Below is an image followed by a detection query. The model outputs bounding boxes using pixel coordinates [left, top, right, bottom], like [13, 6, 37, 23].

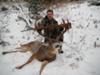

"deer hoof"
[16, 66, 23, 69]
[2, 52, 7, 55]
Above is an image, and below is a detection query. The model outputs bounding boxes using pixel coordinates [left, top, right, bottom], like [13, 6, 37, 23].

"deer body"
[2, 41, 61, 75]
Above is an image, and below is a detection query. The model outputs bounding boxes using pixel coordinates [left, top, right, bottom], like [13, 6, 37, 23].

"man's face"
[47, 12, 53, 20]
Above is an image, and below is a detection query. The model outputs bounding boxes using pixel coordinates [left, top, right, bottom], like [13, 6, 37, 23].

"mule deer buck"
[2, 40, 62, 75]
[2, 19, 71, 75]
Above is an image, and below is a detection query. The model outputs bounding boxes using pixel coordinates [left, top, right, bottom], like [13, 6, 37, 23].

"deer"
[2, 19, 71, 75]
[2, 40, 62, 75]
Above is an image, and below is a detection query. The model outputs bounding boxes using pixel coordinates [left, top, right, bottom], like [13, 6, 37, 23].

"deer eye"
[55, 45, 60, 48]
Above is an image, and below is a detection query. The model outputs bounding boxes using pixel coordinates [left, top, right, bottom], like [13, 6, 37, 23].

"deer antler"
[35, 19, 72, 42]
[56, 19, 72, 41]
[17, 16, 35, 32]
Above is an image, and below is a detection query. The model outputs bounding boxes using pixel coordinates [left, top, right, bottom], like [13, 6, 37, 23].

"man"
[36, 9, 64, 53]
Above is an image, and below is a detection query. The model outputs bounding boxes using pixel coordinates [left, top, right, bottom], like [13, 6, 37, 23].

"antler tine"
[67, 19, 72, 29]
[62, 19, 65, 24]
[67, 19, 69, 23]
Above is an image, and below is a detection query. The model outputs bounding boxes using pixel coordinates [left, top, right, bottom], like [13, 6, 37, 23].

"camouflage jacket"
[37, 16, 63, 42]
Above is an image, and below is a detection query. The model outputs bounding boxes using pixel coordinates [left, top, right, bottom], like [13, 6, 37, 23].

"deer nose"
[59, 50, 64, 54]
[58, 49, 64, 54]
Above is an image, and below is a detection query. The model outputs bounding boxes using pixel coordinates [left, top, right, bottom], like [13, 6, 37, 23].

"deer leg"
[2, 51, 21, 55]
[40, 60, 48, 75]
[2, 46, 29, 55]
[16, 53, 35, 69]
[2, 49, 28, 55]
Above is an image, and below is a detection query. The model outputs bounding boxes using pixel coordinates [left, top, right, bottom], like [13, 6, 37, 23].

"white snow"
[0, 1, 100, 75]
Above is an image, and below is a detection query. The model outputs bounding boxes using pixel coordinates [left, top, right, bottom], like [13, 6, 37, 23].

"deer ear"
[62, 19, 65, 24]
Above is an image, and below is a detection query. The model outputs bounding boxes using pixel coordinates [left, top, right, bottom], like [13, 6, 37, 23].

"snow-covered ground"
[0, 1, 100, 75]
